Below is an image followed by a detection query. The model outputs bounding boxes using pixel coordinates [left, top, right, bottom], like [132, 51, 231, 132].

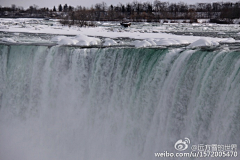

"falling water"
[0, 44, 239, 160]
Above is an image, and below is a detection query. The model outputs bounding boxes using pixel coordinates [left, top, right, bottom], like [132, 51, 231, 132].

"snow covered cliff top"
[0, 18, 240, 48]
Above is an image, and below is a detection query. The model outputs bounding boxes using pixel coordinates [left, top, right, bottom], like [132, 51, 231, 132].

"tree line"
[1, 1, 240, 25]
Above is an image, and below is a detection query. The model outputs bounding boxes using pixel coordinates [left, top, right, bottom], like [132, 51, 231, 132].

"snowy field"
[0, 18, 240, 48]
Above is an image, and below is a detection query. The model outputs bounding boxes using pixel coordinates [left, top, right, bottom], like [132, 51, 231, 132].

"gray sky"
[0, 0, 237, 9]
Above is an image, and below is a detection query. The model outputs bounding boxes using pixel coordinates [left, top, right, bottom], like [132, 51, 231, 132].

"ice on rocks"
[103, 38, 117, 46]
[187, 38, 219, 48]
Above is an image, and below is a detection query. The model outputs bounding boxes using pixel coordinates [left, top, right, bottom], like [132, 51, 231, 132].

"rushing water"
[0, 44, 239, 160]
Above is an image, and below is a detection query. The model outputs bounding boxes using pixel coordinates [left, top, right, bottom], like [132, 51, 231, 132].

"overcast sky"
[0, 0, 237, 9]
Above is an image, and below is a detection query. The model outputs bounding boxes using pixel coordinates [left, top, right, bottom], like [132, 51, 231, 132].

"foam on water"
[0, 45, 239, 160]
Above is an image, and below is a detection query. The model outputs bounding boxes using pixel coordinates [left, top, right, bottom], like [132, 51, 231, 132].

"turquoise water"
[0, 45, 239, 160]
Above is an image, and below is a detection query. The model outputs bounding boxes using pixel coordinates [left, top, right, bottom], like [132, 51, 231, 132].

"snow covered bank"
[50, 34, 101, 46]
[0, 18, 240, 48]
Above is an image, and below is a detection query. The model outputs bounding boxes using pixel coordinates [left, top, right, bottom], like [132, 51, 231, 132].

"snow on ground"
[0, 18, 240, 48]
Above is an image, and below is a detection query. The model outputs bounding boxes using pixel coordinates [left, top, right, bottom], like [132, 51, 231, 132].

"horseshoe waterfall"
[0, 44, 239, 160]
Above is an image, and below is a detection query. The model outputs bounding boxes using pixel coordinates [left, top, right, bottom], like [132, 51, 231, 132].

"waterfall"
[0, 44, 239, 160]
